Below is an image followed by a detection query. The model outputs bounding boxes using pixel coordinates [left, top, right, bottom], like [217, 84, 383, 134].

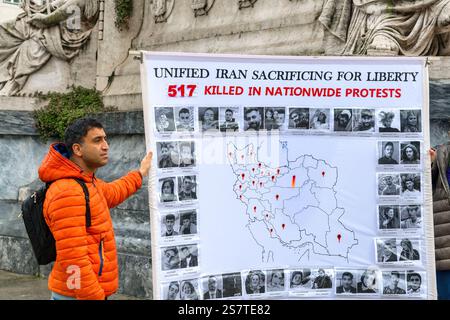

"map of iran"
[227, 141, 359, 264]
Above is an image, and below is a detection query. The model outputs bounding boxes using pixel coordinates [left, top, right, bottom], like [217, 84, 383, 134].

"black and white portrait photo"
[180, 279, 200, 300]
[377, 238, 398, 263]
[163, 281, 180, 300]
[159, 177, 178, 203]
[219, 107, 240, 132]
[289, 269, 312, 289]
[157, 141, 179, 169]
[353, 109, 375, 132]
[378, 205, 400, 230]
[178, 244, 199, 269]
[177, 175, 197, 201]
[266, 269, 285, 292]
[265, 107, 286, 130]
[400, 173, 421, 198]
[178, 141, 196, 168]
[378, 141, 399, 165]
[334, 109, 353, 132]
[378, 174, 401, 196]
[311, 268, 333, 289]
[244, 270, 266, 295]
[202, 275, 223, 300]
[161, 246, 180, 271]
[357, 269, 379, 294]
[244, 107, 264, 131]
[155, 107, 175, 133]
[335, 271, 357, 294]
[407, 271, 424, 295]
[222, 272, 243, 298]
[400, 205, 422, 229]
[382, 271, 406, 295]
[377, 109, 400, 133]
[309, 108, 330, 130]
[161, 212, 179, 237]
[400, 142, 421, 164]
[179, 210, 198, 235]
[401, 110, 422, 133]
[399, 239, 421, 261]
[199, 107, 219, 132]
[175, 107, 195, 132]
[289, 108, 310, 129]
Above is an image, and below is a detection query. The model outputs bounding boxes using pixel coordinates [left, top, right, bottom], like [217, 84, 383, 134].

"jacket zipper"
[98, 239, 104, 276]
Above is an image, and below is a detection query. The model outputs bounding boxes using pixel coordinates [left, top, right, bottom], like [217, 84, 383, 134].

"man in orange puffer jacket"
[38, 118, 153, 300]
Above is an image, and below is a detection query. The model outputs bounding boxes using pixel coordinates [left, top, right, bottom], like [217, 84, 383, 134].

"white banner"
[140, 52, 436, 300]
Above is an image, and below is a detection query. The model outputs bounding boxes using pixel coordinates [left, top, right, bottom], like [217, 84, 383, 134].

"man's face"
[168, 283, 179, 297]
[251, 275, 259, 287]
[180, 112, 190, 125]
[162, 181, 172, 195]
[182, 248, 189, 257]
[291, 112, 300, 124]
[225, 111, 233, 122]
[182, 218, 190, 227]
[384, 117, 393, 128]
[385, 176, 393, 186]
[390, 274, 399, 287]
[208, 277, 217, 291]
[406, 180, 414, 191]
[299, 112, 308, 124]
[361, 115, 373, 127]
[77, 127, 109, 169]
[183, 178, 193, 192]
[383, 243, 394, 256]
[338, 114, 349, 126]
[384, 145, 393, 158]
[408, 208, 418, 220]
[161, 147, 169, 158]
[246, 110, 261, 130]
[342, 275, 352, 288]
[276, 113, 285, 125]
[409, 275, 421, 290]
[165, 218, 174, 232]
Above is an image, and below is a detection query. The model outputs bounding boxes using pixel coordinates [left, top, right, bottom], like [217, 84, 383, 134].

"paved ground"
[0, 270, 140, 300]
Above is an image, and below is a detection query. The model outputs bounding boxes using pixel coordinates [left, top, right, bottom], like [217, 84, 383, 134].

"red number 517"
[168, 85, 197, 97]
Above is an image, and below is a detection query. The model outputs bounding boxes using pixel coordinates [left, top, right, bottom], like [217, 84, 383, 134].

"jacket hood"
[38, 143, 94, 183]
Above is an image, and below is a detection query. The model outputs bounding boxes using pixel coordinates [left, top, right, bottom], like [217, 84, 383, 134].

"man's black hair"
[64, 118, 104, 156]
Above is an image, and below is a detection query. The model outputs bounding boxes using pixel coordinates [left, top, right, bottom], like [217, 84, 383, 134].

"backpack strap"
[73, 178, 92, 228]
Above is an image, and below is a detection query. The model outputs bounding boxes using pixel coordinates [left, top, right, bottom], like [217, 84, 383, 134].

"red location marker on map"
[291, 175, 296, 188]
[252, 181, 256, 186]
[277, 168, 281, 175]
[322, 171, 326, 177]
[282, 224, 286, 230]
[266, 214, 269, 218]
[241, 173, 245, 180]
[239, 195, 243, 200]
[252, 168, 255, 173]
[260, 182, 263, 187]
[229, 152, 232, 157]
[337, 234, 342, 243]
[270, 228, 273, 234]
[272, 176, 275, 182]
[276, 194, 280, 201]
[258, 163, 262, 168]
[253, 206, 257, 213]
[239, 185, 242, 190]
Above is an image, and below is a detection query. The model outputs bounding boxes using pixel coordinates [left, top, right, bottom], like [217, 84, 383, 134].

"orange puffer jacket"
[38, 143, 143, 300]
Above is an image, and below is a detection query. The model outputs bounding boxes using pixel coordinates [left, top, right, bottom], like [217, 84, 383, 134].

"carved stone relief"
[238, 0, 257, 10]
[191, 0, 215, 17]
[151, 0, 175, 23]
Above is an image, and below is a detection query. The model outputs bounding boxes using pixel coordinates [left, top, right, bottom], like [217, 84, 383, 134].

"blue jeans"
[437, 271, 450, 300]
[50, 292, 77, 300]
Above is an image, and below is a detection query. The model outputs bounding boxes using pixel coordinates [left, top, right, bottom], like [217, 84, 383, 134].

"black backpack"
[21, 178, 91, 265]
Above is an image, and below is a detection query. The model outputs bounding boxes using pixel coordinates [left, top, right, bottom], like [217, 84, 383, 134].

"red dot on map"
[260, 182, 263, 187]
[239, 185, 242, 190]
[241, 173, 245, 180]
[241, 155, 244, 160]
[276, 195, 280, 200]
[272, 176, 275, 182]
[277, 169, 281, 175]
[258, 163, 262, 168]
[291, 175, 296, 188]
[270, 229, 273, 234]
[337, 234, 342, 242]
[252, 168, 255, 172]
[282, 224, 286, 230]
[253, 206, 257, 213]
[266, 214, 269, 218]
[239, 195, 243, 200]
[322, 171, 326, 177]
[229, 152, 232, 157]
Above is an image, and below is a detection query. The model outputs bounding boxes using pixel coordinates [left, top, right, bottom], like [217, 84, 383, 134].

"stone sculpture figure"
[319, 0, 450, 56]
[0, 0, 99, 96]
